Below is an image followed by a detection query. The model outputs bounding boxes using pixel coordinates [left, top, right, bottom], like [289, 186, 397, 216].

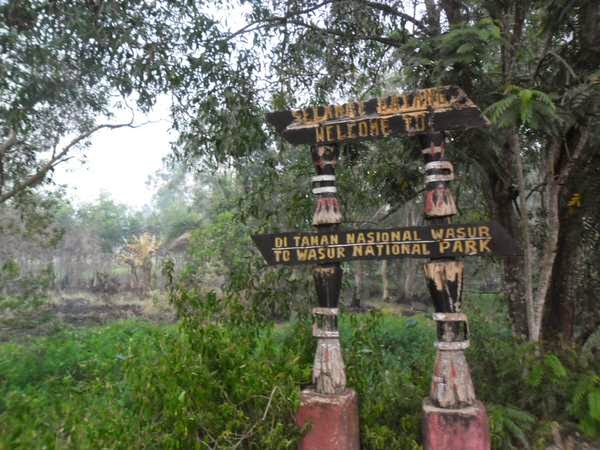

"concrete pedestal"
[297, 388, 360, 450]
[422, 399, 491, 450]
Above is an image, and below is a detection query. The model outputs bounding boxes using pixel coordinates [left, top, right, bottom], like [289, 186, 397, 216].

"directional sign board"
[266, 86, 489, 146]
[252, 222, 519, 266]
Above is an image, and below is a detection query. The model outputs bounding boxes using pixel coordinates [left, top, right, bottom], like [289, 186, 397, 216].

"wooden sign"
[266, 86, 489, 146]
[252, 222, 519, 266]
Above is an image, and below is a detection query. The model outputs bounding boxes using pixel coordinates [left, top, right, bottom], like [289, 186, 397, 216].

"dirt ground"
[0, 290, 176, 341]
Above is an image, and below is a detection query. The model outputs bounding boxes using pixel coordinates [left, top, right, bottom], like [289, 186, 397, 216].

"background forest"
[1, 0, 600, 449]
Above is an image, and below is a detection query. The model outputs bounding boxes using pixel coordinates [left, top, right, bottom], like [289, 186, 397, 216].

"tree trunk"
[508, 130, 536, 341]
[484, 135, 528, 338]
[543, 211, 582, 343]
[381, 260, 390, 302]
[351, 260, 362, 308]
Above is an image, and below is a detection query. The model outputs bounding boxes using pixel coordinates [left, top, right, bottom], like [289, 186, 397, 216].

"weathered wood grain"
[266, 86, 489, 145]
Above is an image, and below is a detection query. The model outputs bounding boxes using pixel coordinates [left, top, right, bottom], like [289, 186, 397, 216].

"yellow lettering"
[452, 240, 464, 253]
[357, 101, 365, 116]
[377, 97, 389, 114]
[297, 249, 309, 261]
[479, 239, 492, 253]
[369, 119, 379, 136]
[364, 245, 375, 256]
[465, 240, 478, 254]
[302, 108, 311, 123]
[421, 244, 430, 255]
[346, 233, 355, 244]
[345, 103, 356, 118]
[336, 124, 346, 141]
[479, 226, 491, 238]
[439, 241, 451, 253]
[347, 122, 356, 139]
[456, 227, 465, 238]
[316, 127, 326, 143]
[411, 243, 421, 255]
[318, 248, 326, 260]
[325, 125, 335, 142]
[431, 229, 444, 240]
[358, 121, 369, 137]
[380, 118, 390, 136]
[352, 246, 363, 257]
[336, 247, 346, 258]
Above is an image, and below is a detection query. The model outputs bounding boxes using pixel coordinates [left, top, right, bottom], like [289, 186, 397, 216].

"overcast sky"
[53, 96, 174, 209]
[52, 3, 255, 210]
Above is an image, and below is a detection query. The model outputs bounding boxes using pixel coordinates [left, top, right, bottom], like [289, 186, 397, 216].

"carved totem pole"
[310, 145, 346, 394]
[294, 144, 360, 450]
[420, 132, 491, 450]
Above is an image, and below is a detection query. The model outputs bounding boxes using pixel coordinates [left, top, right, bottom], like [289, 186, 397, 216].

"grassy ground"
[0, 290, 175, 342]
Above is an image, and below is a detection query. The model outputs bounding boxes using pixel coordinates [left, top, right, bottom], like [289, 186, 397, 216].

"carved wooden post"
[296, 144, 360, 450]
[310, 144, 346, 394]
[420, 132, 491, 450]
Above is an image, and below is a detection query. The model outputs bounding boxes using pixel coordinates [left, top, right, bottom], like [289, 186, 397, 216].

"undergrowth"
[0, 290, 598, 449]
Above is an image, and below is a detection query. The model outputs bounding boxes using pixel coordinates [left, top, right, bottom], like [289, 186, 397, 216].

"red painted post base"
[296, 388, 360, 450]
[422, 399, 491, 450]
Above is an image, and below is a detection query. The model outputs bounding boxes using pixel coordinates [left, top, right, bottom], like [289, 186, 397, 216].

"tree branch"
[557, 127, 590, 185]
[0, 121, 146, 204]
[362, 1, 425, 30]
[227, 1, 422, 42]
[0, 129, 17, 158]
[283, 19, 403, 47]
[227, 0, 338, 40]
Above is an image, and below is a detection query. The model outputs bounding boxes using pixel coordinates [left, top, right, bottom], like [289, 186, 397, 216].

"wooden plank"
[252, 222, 519, 266]
[265, 86, 489, 146]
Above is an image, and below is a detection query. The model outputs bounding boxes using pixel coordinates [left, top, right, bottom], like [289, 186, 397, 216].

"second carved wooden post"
[296, 144, 360, 450]
[420, 133, 491, 450]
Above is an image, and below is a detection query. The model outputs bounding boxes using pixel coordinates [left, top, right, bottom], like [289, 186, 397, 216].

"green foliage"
[488, 404, 536, 449]
[2, 298, 600, 448]
[569, 374, 600, 438]
[485, 85, 557, 130]
[343, 312, 433, 449]
[77, 192, 144, 253]
[0, 260, 55, 340]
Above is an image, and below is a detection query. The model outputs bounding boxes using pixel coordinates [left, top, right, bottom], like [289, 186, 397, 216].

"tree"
[118, 232, 160, 292]
[169, 0, 600, 343]
[0, 0, 230, 206]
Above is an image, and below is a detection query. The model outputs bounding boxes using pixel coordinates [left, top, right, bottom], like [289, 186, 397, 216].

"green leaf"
[588, 390, 600, 421]
[456, 43, 474, 54]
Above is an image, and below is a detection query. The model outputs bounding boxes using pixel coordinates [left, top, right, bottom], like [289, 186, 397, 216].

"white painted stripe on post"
[312, 186, 337, 194]
[425, 174, 454, 183]
[425, 161, 453, 171]
[311, 175, 336, 182]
